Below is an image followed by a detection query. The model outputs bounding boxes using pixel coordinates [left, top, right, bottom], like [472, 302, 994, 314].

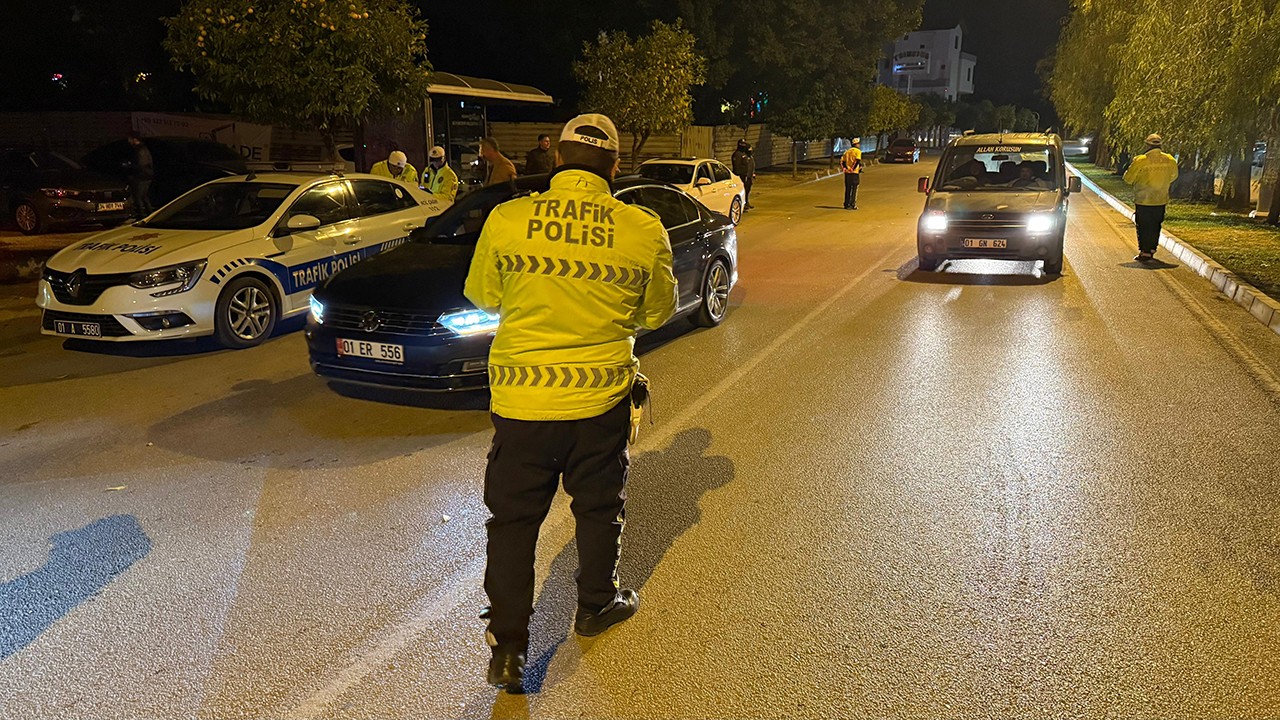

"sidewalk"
[0, 229, 90, 284]
[1069, 161, 1280, 337]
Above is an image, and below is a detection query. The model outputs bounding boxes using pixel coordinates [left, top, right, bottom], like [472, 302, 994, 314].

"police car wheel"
[14, 201, 44, 235]
[728, 197, 743, 225]
[215, 276, 279, 348]
[691, 260, 731, 327]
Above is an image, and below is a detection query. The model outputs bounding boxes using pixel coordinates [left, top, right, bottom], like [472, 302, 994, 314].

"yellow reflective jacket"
[464, 169, 678, 421]
[1123, 149, 1179, 205]
[369, 160, 419, 186]
[841, 147, 863, 174]
[422, 163, 459, 202]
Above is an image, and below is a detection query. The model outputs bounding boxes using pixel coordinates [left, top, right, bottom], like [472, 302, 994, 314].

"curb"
[1067, 160, 1280, 338]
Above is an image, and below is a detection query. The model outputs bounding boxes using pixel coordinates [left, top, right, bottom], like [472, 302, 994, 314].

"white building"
[878, 25, 976, 100]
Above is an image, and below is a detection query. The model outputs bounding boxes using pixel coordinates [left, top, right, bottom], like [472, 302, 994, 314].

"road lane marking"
[287, 242, 906, 717]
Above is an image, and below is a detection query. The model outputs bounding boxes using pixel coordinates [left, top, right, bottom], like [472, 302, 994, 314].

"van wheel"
[215, 275, 278, 348]
[1043, 237, 1065, 275]
[727, 197, 743, 225]
[691, 260, 731, 327]
[918, 255, 939, 272]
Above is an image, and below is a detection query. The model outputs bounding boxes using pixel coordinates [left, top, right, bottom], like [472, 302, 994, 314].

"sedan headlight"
[922, 212, 948, 232]
[309, 295, 325, 324]
[439, 308, 500, 336]
[130, 261, 205, 296]
[1026, 214, 1055, 233]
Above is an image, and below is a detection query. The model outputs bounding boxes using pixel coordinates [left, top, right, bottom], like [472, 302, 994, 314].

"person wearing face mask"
[370, 150, 418, 186]
[421, 145, 459, 202]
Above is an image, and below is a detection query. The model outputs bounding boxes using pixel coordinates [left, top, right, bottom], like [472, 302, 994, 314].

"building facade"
[878, 25, 976, 100]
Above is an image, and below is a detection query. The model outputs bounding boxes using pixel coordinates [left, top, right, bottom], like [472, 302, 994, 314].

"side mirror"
[695, 177, 712, 187]
[1067, 176, 1082, 194]
[285, 214, 322, 232]
[917, 177, 931, 194]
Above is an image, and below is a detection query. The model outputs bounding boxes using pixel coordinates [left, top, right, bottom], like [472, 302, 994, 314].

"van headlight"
[439, 308, 500, 336]
[922, 212, 948, 232]
[131, 260, 205, 296]
[309, 295, 325, 324]
[1026, 214, 1055, 233]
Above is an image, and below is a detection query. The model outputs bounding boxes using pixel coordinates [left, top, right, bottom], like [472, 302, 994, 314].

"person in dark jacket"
[731, 139, 756, 210]
[126, 132, 155, 218]
[524, 134, 554, 175]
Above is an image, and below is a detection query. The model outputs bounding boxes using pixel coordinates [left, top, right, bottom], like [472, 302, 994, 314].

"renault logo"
[66, 269, 84, 299]
[359, 310, 381, 332]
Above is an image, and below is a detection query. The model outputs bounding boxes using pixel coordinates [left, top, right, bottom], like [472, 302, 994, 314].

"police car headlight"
[1026, 214, 1055, 233]
[309, 295, 325, 324]
[131, 261, 205, 296]
[439, 308, 500, 336]
[922, 212, 948, 232]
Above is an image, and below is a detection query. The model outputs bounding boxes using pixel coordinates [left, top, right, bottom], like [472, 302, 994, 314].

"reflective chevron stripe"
[489, 364, 632, 389]
[500, 255, 648, 288]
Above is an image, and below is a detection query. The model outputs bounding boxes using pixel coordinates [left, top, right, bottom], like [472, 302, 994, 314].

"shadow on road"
[61, 316, 307, 358]
[504, 428, 735, 696]
[1118, 259, 1179, 270]
[896, 255, 1062, 286]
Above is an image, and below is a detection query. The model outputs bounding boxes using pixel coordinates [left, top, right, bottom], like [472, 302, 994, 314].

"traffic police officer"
[369, 150, 418, 185]
[421, 145, 459, 202]
[463, 113, 677, 693]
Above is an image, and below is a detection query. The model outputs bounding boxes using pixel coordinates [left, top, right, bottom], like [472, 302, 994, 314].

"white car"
[635, 158, 746, 224]
[36, 172, 450, 348]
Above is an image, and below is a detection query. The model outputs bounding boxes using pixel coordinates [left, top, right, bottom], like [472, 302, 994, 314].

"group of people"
[367, 134, 562, 204]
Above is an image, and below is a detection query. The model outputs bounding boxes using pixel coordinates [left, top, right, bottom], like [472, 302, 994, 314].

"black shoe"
[574, 589, 639, 637]
[1135, 252, 1154, 262]
[487, 646, 526, 693]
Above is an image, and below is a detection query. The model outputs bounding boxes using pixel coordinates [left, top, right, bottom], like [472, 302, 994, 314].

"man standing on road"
[126, 132, 154, 219]
[369, 150, 418, 186]
[481, 137, 518, 187]
[464, 113, 677, 694]
[1123, 133, 1180, 262]
[421, 145, 459, 202]
[840, 137, 864, 210]
[731, 139, 756, 210]
[524, 134, 554, 175]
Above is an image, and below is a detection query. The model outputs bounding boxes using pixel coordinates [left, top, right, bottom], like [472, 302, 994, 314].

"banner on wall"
[131, 112, 272, 162]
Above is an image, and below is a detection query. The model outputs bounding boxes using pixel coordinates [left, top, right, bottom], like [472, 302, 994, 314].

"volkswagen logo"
[359, 310, 382, 333]
[66, 269, 84, 299]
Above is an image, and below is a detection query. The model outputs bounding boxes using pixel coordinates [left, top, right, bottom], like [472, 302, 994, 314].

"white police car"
[37, 172, 450, 348]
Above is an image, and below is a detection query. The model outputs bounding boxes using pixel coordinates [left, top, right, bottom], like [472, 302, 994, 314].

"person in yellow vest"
[840, 137, 865, 210]
[463, 113, 677, 693]
[369, 150, 418, 185]
[1123, 133, 1180, 262]
[421, 145, 459, 202]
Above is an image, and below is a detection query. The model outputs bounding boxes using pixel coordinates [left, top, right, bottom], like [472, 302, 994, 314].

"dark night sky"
[921, 0, 1071, 116]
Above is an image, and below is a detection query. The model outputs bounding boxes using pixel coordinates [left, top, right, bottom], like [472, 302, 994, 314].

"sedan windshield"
[142, 182, 296, 230]
[25, 150, 82, 171]
[938, 145, 1059, 192]
[638, 163, 695, 185]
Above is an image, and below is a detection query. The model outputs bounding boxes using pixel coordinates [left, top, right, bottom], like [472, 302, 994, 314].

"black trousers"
[843, 173, 860, 208]
[483, 400, 630, 649]
[742, 179, 752, 207]
[130, 179, 153, 217]
[1134, 204, 1165, 254]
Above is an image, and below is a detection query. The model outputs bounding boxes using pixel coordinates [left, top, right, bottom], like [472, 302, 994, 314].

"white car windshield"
[938, 144, 1059, 192]
[142, 182, 296, 230]
[638, 163, 695, 185]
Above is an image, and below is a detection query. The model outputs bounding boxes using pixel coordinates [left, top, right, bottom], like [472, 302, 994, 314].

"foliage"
[866, 86, 919, 137]
[573, 19, 706, 169]
[165, 0, 432, 156]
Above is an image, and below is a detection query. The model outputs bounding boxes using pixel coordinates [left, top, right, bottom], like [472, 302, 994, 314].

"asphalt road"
[2, 159, 1280, 720]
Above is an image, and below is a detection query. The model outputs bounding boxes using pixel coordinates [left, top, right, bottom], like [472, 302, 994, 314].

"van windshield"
[938, 144, 1059, 191]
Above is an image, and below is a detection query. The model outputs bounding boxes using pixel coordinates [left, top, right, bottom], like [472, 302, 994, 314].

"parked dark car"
[81, 136, 249, 209]
[1, 147, 132, 234]
[305, 174, 739, 391]
[882, 138, 921, 163]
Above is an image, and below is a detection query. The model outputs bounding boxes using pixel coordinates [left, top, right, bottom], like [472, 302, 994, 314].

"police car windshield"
[938, 145, 1059, 192]
[637, 163, 695, 185]
[142, 182, 296, 230]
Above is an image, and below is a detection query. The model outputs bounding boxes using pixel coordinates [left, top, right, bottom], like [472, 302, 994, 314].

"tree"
[573, 20, 706, 170]
[165, 0, 431, 159]
[866, 86, 918, 150]
[770, 87, 847, 176]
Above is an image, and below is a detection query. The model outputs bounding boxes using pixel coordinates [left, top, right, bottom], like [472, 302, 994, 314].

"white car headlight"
[1026, 214, 1055, 233]
[922, 213, 948, 232]
[130, 261, 206, 297]
[309, 295, 325, 324]
[439, 308, 500, 336]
